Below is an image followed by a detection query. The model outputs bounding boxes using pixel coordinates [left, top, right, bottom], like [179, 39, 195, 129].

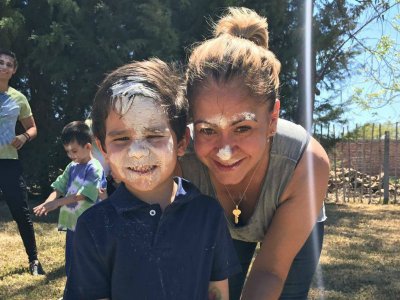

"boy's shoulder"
[81, 158, 103, 171]
[77, 195, 116, 227]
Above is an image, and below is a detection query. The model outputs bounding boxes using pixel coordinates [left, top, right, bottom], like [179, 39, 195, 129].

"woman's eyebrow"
[194, 116, 258, 127]
[231, 115, 258, 126]
[193, 120, 215, 126]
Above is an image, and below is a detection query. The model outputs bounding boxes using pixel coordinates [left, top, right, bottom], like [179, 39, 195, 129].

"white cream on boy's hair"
[110, 76, 160, 115]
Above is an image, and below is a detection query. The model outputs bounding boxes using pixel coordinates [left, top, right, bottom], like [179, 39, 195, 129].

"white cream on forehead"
[115, 95, 166, 132]
[203, 112, 256, 128]
[217, 145, 232, 161]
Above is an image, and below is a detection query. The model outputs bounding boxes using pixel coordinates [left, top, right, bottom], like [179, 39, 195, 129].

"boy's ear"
[85, 143, 93, 151]
[95, 138, 107, 155]
[176, 127, 191, 157]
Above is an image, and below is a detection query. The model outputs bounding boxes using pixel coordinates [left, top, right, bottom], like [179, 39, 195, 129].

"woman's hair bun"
[214, 7, 269, 49]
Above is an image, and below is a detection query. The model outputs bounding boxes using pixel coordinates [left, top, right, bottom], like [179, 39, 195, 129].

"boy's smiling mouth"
[127, 165, 157, 174]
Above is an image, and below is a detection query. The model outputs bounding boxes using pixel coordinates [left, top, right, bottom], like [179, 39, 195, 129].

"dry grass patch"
[0, 199, 66, 300]
[310, 202, 400, 300]
[1, 198, 399, 299]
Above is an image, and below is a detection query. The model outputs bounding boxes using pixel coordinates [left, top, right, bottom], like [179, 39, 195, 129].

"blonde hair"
[186, 7, 281, 112]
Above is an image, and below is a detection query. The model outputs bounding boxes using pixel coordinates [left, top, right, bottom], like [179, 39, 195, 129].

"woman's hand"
[11, 134, 28, 150]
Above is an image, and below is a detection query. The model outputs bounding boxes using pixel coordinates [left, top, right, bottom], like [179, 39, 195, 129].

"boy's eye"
[114, 137, 130, 142]
[147, 135, 165, 139]
[199, 128, 215, 136]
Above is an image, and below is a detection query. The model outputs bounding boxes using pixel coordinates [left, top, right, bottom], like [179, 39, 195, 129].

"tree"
[349, 1, 400, 116]
[1, 0, 389, 192]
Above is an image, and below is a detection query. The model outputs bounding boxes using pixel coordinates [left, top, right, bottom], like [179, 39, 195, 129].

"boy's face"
[64, 141, 92, 164]
[102, 96, 186, 195]
[0, 54, 17, 82]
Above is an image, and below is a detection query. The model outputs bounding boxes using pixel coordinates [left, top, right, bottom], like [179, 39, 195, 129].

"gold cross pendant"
[232, 205, 242, 224]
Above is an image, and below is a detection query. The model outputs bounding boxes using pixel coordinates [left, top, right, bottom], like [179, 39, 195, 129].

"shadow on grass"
[1, 265, 66, 299]
[0, 266, 28, 280]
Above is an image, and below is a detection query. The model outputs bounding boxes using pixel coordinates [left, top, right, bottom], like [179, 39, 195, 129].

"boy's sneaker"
[29, 260, 45, 276]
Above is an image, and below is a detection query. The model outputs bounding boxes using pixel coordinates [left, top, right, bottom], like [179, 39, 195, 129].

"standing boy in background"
[63, 59, 240, 300]
[0, 49, 44, 275]
[33, 121, 106, 276]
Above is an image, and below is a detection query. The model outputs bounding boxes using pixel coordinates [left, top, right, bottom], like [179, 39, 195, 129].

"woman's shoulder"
[179, 151, 203, 171]
[271, 119, 310, 163]
[178, 153, 214, 196]
[7, 86, 28, 103]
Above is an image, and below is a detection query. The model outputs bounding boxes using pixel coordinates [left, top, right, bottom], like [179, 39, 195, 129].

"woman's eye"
[199, 128, 215, 136]
[235, 126, 251, 133]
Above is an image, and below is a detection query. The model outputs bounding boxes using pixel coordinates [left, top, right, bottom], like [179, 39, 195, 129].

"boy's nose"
[128, 140, 150, 159]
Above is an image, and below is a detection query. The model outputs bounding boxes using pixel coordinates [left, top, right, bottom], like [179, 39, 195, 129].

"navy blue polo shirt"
[64, 177, 240, 300]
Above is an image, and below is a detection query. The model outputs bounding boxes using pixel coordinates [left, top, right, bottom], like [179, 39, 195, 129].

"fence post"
[395, 122, 399, 204]
[368, 124, 375, 204]
[383, 131, 390, 204]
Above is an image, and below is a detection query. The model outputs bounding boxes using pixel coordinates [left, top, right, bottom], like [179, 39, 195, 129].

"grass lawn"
[1, 197, 399, 299]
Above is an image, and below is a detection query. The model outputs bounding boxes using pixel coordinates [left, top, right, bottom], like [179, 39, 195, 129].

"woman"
[0, 49, 44, 275]
[178, 7, 329, 300]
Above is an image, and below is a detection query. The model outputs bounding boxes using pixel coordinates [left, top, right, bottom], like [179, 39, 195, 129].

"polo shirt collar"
[110, 177, 199, 214]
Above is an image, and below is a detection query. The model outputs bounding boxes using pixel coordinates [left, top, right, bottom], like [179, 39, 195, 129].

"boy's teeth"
[130, 166, 153, 172]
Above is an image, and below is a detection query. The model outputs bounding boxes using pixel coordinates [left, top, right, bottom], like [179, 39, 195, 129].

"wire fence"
[313, 122, 400, 204]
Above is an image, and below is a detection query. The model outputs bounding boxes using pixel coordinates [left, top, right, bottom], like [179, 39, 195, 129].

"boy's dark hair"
[61, 121, 92, 147]
[92, 58, 188, 151]
[0, 49, 18, 68]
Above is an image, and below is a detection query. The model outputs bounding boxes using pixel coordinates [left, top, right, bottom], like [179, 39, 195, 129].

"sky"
[318, 1, 400, 126]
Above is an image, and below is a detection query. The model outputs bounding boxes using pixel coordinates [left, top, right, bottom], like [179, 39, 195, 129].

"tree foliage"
[349, 1, 400, 114]
[0, 0, 383, 192]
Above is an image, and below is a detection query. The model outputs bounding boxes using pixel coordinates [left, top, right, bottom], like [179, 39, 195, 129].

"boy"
[33, 121, 106, 276]
[0, 49, 43, 275]
[63, 59, 240, 300]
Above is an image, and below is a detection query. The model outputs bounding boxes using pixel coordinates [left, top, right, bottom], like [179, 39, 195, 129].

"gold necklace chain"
[224, 161, 261, 224]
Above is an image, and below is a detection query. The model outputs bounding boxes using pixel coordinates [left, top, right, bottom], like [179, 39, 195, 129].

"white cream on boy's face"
[103, 95, 178, 194]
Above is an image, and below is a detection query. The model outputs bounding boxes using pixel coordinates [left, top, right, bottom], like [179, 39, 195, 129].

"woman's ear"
[176, 127, 191, 157]
[269, 99, 280, 137]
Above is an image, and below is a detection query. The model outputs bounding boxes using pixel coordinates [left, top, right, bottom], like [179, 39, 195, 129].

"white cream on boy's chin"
[217, 145, 232, 161]
[203, 112, 256, 129]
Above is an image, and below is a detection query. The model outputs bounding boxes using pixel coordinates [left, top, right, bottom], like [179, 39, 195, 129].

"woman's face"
[192, 79, 279, 186]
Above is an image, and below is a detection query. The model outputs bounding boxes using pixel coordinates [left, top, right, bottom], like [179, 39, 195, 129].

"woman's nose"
[215, 133, 237, 158]
[128, 140, 150, 159]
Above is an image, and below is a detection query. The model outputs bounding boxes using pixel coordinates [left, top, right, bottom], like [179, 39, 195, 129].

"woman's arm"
[241, 137, 330, 300]
[208, 279, 229, 300]
[11, 115, 37, 150]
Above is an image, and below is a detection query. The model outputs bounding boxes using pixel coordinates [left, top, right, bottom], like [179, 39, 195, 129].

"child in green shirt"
[33, 121, 106, 276]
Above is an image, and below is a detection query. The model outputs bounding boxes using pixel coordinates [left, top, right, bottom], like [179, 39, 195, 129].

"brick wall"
[329, 140, 400, 176]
